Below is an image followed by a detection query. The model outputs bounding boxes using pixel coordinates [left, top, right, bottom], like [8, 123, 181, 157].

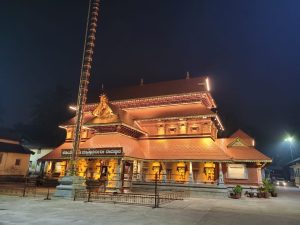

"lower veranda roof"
[223, 147, 272, 162]
[40, 135, 270, 162]
[80, 133, 145, 159]
[39, 133, 145, 161]
[38, 142, 74, 161]
[216, 138, 272, 162]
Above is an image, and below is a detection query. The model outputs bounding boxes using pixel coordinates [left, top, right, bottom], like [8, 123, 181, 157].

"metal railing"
[73, 173, 190, 207]
[0, 175, 190, 207]
[0, 176, 55, 198]
[73, 189, 189, 207]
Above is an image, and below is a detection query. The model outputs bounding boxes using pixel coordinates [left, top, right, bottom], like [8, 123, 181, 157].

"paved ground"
[0, 187, 299, 225]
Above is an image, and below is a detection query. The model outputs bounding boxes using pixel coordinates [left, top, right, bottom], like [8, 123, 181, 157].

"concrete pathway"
[0, 187, 299, 225]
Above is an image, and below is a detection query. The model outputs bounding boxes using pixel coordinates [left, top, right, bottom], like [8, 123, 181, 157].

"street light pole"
[289, 143, 294, 161]
[285, 136, 294, 161]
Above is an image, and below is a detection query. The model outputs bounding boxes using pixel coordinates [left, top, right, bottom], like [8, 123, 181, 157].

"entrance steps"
[132, 182, 229, 198]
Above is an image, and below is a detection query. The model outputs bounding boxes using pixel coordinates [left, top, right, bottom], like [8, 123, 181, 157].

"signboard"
[61, 148, 123, 158]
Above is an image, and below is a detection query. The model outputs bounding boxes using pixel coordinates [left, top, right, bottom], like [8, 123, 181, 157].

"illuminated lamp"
[206, 77, 210, 91]
[69, 106, 77, 111]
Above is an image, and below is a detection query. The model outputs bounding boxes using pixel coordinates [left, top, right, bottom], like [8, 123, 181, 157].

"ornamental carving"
[92, 95, 118, 123]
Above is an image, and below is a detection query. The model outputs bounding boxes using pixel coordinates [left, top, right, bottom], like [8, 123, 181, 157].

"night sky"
[1, 0, 300, 163]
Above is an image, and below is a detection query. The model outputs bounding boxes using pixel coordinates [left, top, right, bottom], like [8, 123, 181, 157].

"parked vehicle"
[274, 178, 288, 186]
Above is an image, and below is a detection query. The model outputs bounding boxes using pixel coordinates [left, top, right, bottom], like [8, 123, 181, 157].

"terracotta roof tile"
[140, 137, 231, 161]
[230, 129, 254, 146]
[62, 113, 95, 126]
[89, 77, 208, 102]
[216, 138, 271, 162]
[224, 147, 272, 162]
[38, 142, 74, 161]
[80, 134, 144, 159]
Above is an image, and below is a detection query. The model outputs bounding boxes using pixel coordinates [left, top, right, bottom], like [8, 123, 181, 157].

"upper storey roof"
[90, 76, 209, 102]
[84, 76, 216, 110]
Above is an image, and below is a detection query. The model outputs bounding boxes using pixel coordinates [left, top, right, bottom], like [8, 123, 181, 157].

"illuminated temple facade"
[40, 77, 271, 191]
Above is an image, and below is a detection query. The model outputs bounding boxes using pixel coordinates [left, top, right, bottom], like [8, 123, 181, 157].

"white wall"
[29, 148, 53, 174]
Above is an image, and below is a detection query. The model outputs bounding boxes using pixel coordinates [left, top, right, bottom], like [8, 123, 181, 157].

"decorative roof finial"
[140, 78, 144, 86]
[101, 83, 104, 92]
[186, 71, 190, 79]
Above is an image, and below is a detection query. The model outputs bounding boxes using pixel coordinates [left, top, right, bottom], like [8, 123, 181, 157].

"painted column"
[218, 162, 225, 186]
[116, 159, 123, 192]
[161, 161, 167, 183]
[132, 160, 138, 181]
[257, 167, 263, 185]
[137, 161, 142, 181]
[189, 161, 194, 183]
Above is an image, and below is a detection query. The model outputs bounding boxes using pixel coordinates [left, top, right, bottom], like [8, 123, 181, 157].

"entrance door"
[205, 168, 214, 181]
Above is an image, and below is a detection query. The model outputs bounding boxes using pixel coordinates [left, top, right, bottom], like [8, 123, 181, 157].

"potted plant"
[231, 185, 243, 199]
[247, 187, 255, 198]
[269, 185, 278, 197]
[262, 179, 272, 198]
[263, 187, 270, 198]
[257, 186, 264, 198]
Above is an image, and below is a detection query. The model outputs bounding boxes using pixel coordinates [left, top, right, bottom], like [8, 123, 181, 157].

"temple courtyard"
[0, 187, 299, 225]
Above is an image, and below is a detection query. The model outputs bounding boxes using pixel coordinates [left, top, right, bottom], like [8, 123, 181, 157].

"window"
[169, 127, 176, 134]
[0, 153, 3, 164]
[191, 126, 199, 133]
[15, 159, 21, 166]
[37, 149, 41, 154]
[227, 164, 248, 179]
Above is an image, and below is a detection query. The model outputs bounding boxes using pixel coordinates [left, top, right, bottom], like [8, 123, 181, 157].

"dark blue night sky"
[0, 0, 299, 161]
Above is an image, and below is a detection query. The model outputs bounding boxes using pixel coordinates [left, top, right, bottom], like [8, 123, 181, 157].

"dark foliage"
[14, 85, 74, 147]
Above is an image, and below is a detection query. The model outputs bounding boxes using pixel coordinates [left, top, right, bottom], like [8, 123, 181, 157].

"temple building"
[39, 76, 271, 191]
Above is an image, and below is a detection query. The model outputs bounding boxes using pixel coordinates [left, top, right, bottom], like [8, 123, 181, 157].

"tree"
[15, 85, 74, 146]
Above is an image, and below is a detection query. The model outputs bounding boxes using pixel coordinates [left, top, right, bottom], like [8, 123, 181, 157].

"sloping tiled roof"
[230, 129, 253, 139]
[81, 134, 144, 159]
[224, 147, 272, 162]
[38, 142, 74, 161]
[0, 142, 34, 154]
[216, 138, 271, 162]
[62, 113, 95, 126]
[89, 77, 208, 102]
[140, 137, 231, 161]
[230, 129, 254, 146]
[63, 106, 136, 128]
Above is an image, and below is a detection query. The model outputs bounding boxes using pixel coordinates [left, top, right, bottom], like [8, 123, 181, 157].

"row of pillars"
[159, 161, 225, 186]
[189, 161, 225, 186]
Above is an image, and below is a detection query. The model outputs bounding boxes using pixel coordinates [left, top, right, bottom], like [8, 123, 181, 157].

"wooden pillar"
[218, 162, 225, 186]
[189, 161, 194, 183]
[117, 159, 123, 191]
[161, 161, 167, 183]
[257, 167, 263, 185]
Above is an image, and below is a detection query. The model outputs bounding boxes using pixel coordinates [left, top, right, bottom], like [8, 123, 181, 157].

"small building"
[39, 77, 271, 190]
[0, 135, 34, 177]
[288, 157, 300, 187]
[25, 144, 53, 175]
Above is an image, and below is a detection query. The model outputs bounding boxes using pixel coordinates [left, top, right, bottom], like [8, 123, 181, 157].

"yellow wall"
[0, 152, 30, 176]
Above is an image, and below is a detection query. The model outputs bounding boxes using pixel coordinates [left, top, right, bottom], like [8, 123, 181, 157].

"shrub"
[233, 185, 243, 195]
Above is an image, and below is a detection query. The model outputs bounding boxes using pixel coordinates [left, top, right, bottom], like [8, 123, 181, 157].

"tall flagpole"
[70, 0, 101, 175]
